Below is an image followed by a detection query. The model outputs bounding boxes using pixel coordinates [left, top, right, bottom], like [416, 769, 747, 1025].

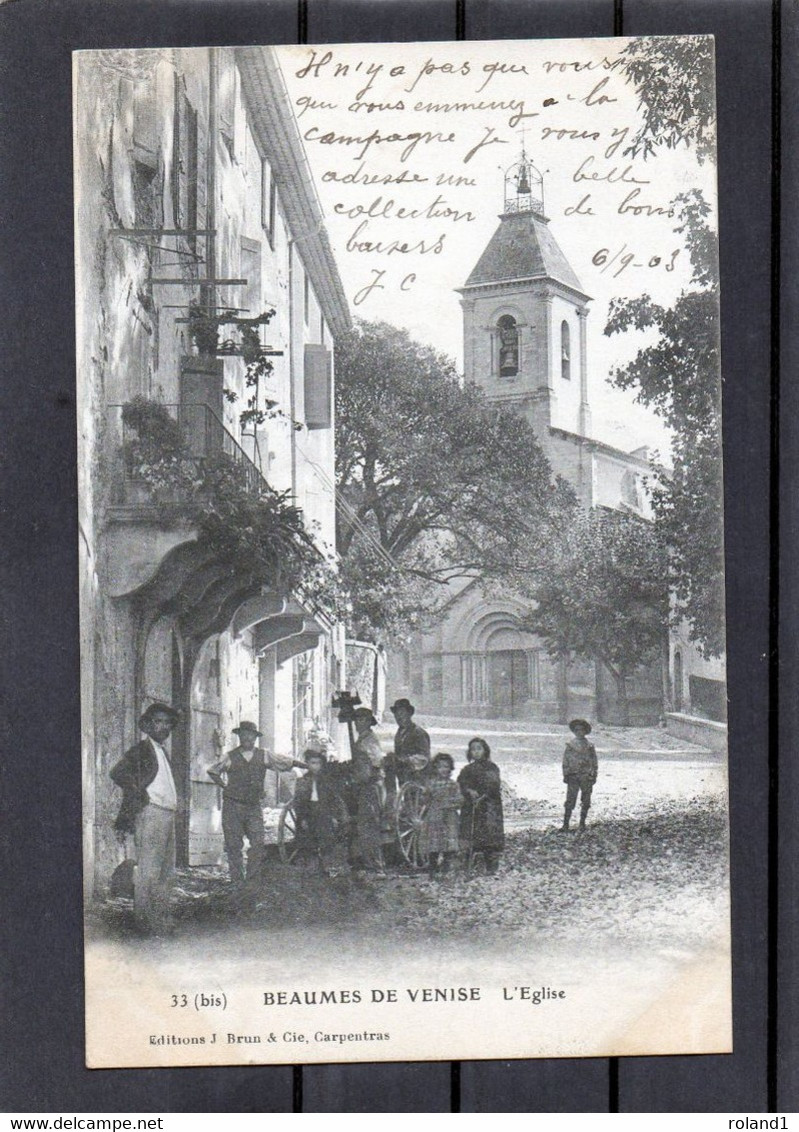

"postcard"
[75, 36, 730, 1066]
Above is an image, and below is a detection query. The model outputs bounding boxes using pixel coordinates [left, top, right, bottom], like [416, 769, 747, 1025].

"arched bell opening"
[496, 314, 520, 378]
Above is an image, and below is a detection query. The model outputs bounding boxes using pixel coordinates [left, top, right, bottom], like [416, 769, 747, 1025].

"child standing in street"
[293, 750, 349, 876]
[420, 753, 462, 876]
[561, 718, 598, 832]
[458, 737, 505, 874]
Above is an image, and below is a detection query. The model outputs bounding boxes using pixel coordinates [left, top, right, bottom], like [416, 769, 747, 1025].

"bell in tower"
[504, 148, 545, 216]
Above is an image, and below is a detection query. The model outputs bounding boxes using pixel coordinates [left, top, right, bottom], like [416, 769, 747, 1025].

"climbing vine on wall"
[120, 397, 347, 620]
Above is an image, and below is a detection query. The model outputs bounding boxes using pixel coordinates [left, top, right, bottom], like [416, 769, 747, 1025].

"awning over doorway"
[276, 627, 323, 665]
[231, 590, 286, 637]
[244, 596, 325, 662]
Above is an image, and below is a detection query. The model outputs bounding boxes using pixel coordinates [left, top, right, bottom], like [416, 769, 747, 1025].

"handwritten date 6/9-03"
[592, 245, 680, 278]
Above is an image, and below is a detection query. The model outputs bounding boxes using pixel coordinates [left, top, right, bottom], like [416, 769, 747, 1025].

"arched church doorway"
[488, 649, 530, 716]
[485, 626, 531, 718]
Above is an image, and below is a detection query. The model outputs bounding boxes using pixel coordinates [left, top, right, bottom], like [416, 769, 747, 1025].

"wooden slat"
[307, 0, 456, 44]
[302, 1061, 452, 1112]
[618, 0, 773, 1112]
[461, 1059, 610, 1114]
[0, 0, 300, 1113]
[778, 0, 798, 1115]
[464, 0, 615, 41]
[300, 0, 456, 1111]
[460, 0, 616, 1115]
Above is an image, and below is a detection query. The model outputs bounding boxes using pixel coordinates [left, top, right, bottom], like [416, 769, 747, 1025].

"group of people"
[109, 697, 598, 934]
[294, 699, 508, 879]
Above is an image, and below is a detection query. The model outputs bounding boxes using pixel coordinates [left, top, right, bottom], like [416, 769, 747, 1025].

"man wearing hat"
[110, 701, 180, 933]
[386, 698, 431, 789]
[208, 722, 305, 883]
[561, 719, 598, 832]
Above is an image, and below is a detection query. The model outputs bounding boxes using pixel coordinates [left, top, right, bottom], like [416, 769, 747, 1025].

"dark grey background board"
[461, 1059, 611, 1114]
[302, 1062, 452, 1112]
[464, 0, 617, 39]
[778, 0, 798, 1116]
[307, 0, 458, 43]
[458, 0, 616, 1114]
[0, 0, 300, 1115]
[301, 0, 456, 1109]
[618, 0, 773, 1109]
[0, 0, 784, 1113]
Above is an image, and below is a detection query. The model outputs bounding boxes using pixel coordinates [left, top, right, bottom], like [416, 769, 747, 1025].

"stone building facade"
[668, 622, 727, 724]
[387, 154, 663, 726]
[75, 47, 350, 895]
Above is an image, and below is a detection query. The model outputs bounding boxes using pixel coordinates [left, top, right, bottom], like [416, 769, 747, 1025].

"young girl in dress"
[420, 752, 462, 876]
[458, 737, 505, 874]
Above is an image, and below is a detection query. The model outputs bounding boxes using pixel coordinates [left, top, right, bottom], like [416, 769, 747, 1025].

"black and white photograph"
[74, 36, 730, 1067]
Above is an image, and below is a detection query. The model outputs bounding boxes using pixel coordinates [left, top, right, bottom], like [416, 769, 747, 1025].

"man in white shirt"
[110, 702, 179, 933]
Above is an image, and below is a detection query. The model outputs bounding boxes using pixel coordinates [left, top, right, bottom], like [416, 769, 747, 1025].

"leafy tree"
[335, 320, 573, 638]
[605, 190, 724, 657]
[519, 508, 669, 725]
[618, 36, 716, 164]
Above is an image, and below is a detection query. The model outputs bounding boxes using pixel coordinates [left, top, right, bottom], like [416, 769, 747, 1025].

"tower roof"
[461, 212, 588, 296]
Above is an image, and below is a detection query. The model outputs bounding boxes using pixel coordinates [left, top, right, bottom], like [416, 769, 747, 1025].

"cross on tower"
[514, 126, 531, 158]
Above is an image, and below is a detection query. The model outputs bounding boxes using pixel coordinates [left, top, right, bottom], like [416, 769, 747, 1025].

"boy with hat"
[110, 702, 180, 933]
[561, 719, 598, 832]
[208, 721, 305, 883]
[293, 750, 349, 875]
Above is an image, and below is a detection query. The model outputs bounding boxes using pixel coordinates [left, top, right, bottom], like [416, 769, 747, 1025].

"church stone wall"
[548, 293, 583, 435]
[394, 177, 667, 727]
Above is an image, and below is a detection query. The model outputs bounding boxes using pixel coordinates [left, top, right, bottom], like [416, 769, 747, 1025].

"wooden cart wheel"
[277, 800, 300, 863]
[396, 780, 429, 869]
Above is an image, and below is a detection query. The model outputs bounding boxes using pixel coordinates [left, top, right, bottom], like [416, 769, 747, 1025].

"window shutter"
[304, 345, 332, 430]
[132, 81, 158, 167]
[217, 51, 235, 153]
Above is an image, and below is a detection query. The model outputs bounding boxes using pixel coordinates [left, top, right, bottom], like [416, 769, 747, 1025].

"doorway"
[488, 649, 530, 718]
[189, 636, 225, 865]
[674, 650, 684, 713]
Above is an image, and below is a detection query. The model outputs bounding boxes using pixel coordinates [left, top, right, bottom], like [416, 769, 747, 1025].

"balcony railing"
[108, 401, 265, 499]
[503, 194, 545, 216]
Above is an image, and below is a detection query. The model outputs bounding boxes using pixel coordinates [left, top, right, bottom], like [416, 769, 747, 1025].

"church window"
[621, 469, 642, 511]
[496, 314, 519, 377]
[460, 654, 487, 703]
[561, 320, 571, 381]
[527, 650, 541, 700]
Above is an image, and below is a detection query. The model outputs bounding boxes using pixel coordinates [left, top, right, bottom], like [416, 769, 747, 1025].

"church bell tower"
[458, 149, 592, 440]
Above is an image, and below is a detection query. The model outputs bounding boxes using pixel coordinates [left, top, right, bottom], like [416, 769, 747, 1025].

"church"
[387, 152, 664, 726]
